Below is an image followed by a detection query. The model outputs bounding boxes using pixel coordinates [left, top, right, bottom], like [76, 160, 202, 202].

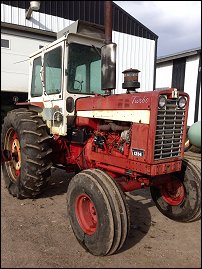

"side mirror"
[101, 43, 116, 92]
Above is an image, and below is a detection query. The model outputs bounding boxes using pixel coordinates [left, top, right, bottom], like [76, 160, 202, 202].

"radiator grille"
[154, 97, 185, 160]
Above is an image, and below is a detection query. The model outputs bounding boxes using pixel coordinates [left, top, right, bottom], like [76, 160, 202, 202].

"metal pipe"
[98, 124, 111, 131]
[98, 123, 130, 131]
[116, 180, 143, 192]
[110, 123, 129, 132]
[104, 1, 113, 44]
[101, 1, 116, 93]
[96, 163, 126, 175]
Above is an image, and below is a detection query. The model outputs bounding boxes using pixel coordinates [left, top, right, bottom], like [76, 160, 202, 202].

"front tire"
[67, 169, 129, 256]
[150, 159, 201, 222]
[1, 108, 52, 198]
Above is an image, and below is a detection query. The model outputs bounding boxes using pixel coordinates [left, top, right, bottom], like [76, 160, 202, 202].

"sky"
[114, 1, 201, 57]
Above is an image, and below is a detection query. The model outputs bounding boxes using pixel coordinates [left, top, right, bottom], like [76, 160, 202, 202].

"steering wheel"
[74, 80, 83, 91]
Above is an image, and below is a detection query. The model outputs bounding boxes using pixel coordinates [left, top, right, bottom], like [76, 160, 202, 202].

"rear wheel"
[66, 168, 129, 256]
[1, 108, 52, 198]
[150, 159, 201, 222]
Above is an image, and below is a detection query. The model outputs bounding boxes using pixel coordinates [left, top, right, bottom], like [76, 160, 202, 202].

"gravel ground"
[1, 163, 201, 268]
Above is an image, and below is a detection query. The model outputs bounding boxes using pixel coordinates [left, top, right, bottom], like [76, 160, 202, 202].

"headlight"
[178, 96, 186, 109]
[158, 95, 167, 108]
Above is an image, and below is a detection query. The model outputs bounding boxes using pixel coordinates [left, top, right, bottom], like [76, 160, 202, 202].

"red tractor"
[1, 2, 200, 256]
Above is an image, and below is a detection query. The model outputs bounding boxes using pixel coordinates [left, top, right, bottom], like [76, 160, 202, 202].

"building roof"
[157, 47, 201, 63]
[1, 1, 158, 40]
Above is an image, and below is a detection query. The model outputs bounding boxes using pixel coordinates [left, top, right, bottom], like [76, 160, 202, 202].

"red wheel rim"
[4, 128, 21, 181]
[75, 194, 98, 235]
[160, 178, 185, 206]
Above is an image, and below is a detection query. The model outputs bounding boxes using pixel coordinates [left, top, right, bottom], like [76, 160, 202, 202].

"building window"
[1, 39, 10, 49]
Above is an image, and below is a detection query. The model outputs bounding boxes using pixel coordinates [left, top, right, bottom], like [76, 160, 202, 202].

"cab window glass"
[44, 46, 62, 95]
[31, 56, 43, 97]
[67, 43, 102, 94]
[90, 60, 101, 93]
[74, 64, 86, 92]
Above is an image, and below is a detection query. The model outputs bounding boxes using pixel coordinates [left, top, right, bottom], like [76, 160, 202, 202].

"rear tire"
[66, 169, 129, 256]
[1, 108, 52, 198]
[150, 159, 201, 222]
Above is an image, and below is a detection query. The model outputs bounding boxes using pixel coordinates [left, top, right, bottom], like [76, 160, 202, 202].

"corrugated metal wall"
[1, 1, 157, 40]
[184, 55, 200, 125]
[113, 31, 155, 93]
[1, 2, 156, 93]
[1, 3, 73, 32]
[156, 54, 201, 126]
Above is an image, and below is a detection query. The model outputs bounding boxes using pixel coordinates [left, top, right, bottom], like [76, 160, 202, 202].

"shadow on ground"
[38, 168, 75, 199]
[117, 188, 155, 254]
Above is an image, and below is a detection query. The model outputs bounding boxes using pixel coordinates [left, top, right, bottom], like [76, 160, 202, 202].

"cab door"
[42, 41, 67, 135]
[43, 42, 64, 101]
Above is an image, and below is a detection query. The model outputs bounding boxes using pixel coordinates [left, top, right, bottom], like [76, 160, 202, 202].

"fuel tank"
[188, 121, 201, 148]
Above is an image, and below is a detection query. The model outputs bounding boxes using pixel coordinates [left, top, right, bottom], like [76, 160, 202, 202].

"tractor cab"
[28, 20, 112, 135]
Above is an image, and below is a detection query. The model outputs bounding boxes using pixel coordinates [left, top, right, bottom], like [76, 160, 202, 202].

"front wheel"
[66, 169, 129, 256]
[150, 159, 201, 222]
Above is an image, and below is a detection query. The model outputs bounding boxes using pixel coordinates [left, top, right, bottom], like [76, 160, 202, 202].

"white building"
[156, 48, 201, 126]
[1, 1, 158, 119]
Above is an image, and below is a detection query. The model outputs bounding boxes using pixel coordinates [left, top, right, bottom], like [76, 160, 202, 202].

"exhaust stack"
[101, 1, 116, 94]
[104, 1, 112, 45]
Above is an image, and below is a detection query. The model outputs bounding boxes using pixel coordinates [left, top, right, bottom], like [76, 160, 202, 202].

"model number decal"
[132, 148, 144, 157]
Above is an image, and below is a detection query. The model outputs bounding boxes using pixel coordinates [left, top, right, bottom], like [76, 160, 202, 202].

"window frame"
[66, 41, 102, 96]
[30, 55, 43, 98]
[44, 45, 63, 96]
[41, 41, 64, 102]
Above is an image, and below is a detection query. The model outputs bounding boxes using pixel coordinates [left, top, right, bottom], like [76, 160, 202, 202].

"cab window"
[31, 56, 43, 97]
[67, 43, 102, 94]
[44, 46, 62, 95]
